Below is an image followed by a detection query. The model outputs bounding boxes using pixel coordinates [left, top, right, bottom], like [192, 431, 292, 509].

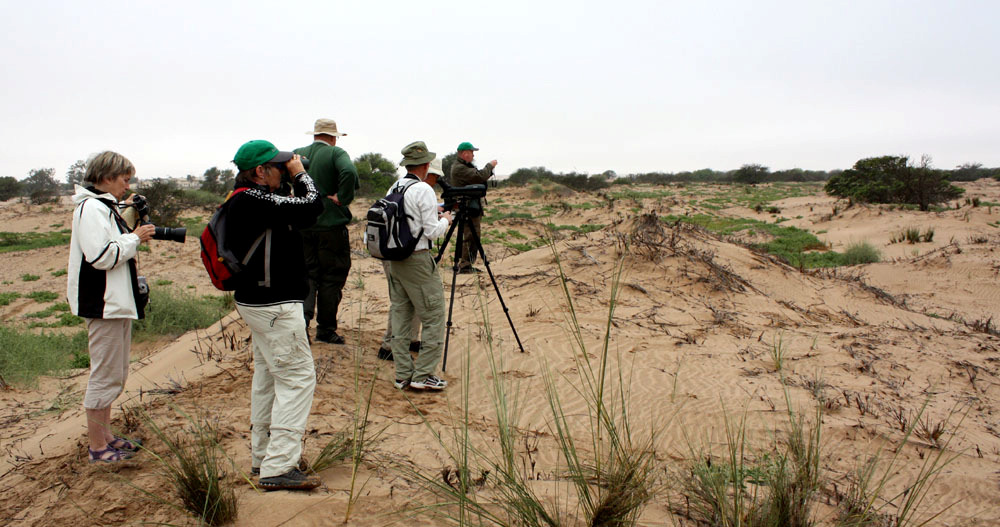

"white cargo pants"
[236, 302, 316, 478]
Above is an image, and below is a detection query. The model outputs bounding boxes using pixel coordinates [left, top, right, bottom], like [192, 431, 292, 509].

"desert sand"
[1, 180, 999, 526]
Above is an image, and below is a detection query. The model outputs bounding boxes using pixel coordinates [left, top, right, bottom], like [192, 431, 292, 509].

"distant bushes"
[504, 166, 610, 191]
[825, 155, 963, 211]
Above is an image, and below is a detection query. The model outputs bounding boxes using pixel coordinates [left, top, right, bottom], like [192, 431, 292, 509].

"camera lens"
[152, 226, 187, 244]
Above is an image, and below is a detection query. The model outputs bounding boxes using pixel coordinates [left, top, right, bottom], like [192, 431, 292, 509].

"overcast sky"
[2, 0, 997, 182]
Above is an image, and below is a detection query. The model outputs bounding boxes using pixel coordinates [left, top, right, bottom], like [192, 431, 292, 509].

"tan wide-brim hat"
[307, 118, 346, 137]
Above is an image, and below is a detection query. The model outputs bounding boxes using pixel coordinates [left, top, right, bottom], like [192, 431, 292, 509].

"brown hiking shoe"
[259, 468, 321, 491]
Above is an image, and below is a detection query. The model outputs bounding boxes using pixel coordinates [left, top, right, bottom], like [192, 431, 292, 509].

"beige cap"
[428, 157, 444, 177]
[307, 118, 346, 137]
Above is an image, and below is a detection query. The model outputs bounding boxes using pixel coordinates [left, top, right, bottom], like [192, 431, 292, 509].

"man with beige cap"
[386, 142, 451, 390]
[296, 119, 360, 344]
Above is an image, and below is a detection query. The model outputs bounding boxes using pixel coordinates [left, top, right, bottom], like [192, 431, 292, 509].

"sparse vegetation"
[0, 326, 88, 386]
[133, 289, 234, 341]
[26, 291, 59, 302]
[0, 230, 72, 253]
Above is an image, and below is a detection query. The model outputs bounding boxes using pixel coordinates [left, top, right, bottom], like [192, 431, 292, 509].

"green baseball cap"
[233, 140, 294, 171]
[457, 141, 479, 152]
[399, 141, 436, 166]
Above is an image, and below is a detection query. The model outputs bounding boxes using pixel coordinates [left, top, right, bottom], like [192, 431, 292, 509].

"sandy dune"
[1, 181, 998, 526]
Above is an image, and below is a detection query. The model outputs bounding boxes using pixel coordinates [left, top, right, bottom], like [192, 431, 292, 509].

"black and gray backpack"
[365, 179, 423, 260]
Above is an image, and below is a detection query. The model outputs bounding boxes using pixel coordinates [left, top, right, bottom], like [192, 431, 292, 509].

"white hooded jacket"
[66, 185, 143, 319]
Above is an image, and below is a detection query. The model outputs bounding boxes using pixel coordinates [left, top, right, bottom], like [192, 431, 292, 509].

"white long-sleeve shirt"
[388, 175, 449, 251]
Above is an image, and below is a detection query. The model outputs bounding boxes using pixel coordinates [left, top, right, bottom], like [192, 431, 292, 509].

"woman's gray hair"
[235, 168, 257, 188]
[84, 151, 135, 185]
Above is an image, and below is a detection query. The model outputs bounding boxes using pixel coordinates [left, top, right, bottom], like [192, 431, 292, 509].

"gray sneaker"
[410, 375, 447, 390]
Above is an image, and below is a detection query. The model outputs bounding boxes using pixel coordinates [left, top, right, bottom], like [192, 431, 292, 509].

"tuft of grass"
[137, 408, 239, 526]
[836, 399, 966, 527]
[843, 241, 882, 265]
[769, 333, 787, 372]
[25, 302, 71, 318]
[51, 268, 67, 277]
[133, 289, 234, 341]
[26, 291, 60, 303]
[677, 395, 823, 527]
[21, 273, 40, 282]
[0, 327, 88, 386]
[309, 430, 353, 473]
[0, 292, 22, 306]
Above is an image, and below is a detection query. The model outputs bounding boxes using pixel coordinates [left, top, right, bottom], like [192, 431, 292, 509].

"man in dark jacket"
[296, 118, 360, 344]
[227, 139, 323, 491]
[449, 141, 497, 273]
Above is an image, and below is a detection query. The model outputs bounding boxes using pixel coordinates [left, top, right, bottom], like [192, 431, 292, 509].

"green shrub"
[843, 242, 882, 265]
[0, 326, 88, 386]
[180, 189, 225, 209]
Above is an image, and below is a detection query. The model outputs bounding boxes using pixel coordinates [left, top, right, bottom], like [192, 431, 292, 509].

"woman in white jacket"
[66, 151, 155, 463]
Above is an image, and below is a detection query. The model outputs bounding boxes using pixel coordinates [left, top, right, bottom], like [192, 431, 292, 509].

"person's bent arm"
[414, 185, 449, 240]
[333, 150, 359, 207]
[75, 200, 141, 270]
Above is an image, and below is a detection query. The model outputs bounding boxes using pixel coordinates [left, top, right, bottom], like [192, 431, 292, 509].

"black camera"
[439, 181, 487, 211]
[277, 156, 310, 187]
[126, 195, 187, 243]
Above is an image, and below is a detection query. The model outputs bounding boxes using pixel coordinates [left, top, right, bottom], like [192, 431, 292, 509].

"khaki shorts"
[83, 318, 132, 409]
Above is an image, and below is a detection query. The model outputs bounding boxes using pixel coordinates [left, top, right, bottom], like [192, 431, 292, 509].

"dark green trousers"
[302, 226, 351, 335]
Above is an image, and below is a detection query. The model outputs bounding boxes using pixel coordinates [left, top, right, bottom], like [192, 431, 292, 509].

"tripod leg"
[465, 220, 526, 354]
[441, 211, 465, 372]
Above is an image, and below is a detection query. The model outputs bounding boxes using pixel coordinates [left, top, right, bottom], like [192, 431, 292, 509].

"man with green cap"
[227, 139, 323, 490]
[296, 118, 360, 344]
[386, 141, 452, 390]
[449, 141, 497, 273]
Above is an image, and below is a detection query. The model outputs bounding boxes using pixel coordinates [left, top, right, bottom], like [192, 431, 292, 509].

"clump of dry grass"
[137, 407, 238, 526]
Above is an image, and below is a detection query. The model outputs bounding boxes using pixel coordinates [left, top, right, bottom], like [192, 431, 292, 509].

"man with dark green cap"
[386, 141, 452, 391]
[295, 118, 360, 344]
[449, 141, 497, 273]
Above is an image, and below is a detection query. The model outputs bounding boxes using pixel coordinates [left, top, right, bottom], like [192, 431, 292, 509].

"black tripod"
[434, 200, 525, 371]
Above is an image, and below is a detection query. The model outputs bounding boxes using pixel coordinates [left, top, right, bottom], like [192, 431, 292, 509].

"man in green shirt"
[449, 141, 497, 273]
[296, 119, 360, 344]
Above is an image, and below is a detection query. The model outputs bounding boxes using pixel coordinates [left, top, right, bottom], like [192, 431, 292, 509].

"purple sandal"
[89, 445, 134, 463]
[108, 436, 143, 452]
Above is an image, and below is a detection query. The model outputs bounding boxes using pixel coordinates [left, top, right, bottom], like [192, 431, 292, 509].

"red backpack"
[200, 188, 271, 291]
